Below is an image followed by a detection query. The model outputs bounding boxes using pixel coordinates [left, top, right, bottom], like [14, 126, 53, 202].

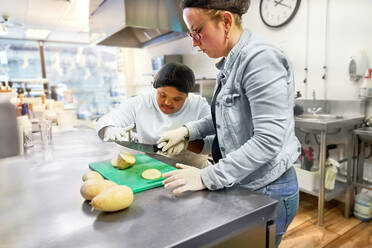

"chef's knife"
[115, 140, 160, 154]
[114, 140, 178, 168]
[145, 152, 178, 168]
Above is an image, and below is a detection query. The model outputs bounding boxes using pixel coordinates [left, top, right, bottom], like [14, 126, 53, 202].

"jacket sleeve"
[201, 48, 292, 190]
[192, 95, 215, 154]
[95, 97, 137, 140]
[201, 135, 214, 154]
[185, 113, 215, 142]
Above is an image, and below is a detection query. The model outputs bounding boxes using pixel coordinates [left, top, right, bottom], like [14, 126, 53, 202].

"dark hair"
[181, 0, 250, 16]
[153, 62, 195, 94]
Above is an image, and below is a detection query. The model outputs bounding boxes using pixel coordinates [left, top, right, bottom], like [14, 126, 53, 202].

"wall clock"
[259, 0, 301, 28]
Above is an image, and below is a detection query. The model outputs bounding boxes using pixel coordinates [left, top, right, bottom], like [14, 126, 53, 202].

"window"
[0, 39, 127, 119]
[0, 39, 42, 80]
[44, 43, 125, 118]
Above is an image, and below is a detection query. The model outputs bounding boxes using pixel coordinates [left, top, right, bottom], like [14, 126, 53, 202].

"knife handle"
[153, 145, 160, 153]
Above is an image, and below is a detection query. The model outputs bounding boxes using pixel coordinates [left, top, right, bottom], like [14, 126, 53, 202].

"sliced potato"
[141, 169, 162, 180]
[91, 185, 134, 212]
[82, 170, 104, 182]
[80, 179, 117, 201]
[116, 152, 136, 170]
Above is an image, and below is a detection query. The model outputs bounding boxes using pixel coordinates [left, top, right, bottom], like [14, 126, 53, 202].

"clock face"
[260, 0, 301, 28]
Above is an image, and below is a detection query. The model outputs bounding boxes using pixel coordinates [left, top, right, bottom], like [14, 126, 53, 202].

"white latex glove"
[103, 124, 135, 142]
[157, 126, 189, 155]
[161, 141, 188, 156]
[162, 163, 206, 196]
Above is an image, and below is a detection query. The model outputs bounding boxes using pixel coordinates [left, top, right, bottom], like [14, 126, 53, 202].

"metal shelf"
[355, 179, 372, 190]
[10, 78, 48, 84]
[299, 180, 346, 201]
[353, 130, 372, 191]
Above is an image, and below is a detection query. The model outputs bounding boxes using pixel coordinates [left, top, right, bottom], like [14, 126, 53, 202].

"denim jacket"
[185, 30, 301, 190]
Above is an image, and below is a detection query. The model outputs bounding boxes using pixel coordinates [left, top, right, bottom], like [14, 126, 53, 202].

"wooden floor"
[280, 192, 372, 248]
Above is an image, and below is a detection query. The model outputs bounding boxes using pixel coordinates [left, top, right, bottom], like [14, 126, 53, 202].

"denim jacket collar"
[215, 57, 226, 81]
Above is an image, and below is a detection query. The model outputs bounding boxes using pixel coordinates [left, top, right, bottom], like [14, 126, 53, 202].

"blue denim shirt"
[185, 30, 301, 190]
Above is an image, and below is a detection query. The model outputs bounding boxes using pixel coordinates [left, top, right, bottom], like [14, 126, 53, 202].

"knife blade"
[115, 140, 160, 154]
[145, 153, 178, 168]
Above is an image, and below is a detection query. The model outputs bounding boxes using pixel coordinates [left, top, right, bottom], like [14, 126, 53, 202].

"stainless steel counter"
[0, 127, 277, 248]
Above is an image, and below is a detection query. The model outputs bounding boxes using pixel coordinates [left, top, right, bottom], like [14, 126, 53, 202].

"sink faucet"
[308, 90, 322, 114]
[308, 107, 322, 115]
[295, 91, 302, 99]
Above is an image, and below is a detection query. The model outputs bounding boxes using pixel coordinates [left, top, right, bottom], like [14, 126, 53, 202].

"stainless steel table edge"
[169, 197, 278, 248]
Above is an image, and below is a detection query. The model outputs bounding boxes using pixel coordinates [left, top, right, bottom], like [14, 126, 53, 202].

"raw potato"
[80, 179, 117, 201]
[141, 169, 162, 180]
[82, 170, 104, 181]
[91, 185, 134, 212]
[111, 157, 118, 167]
[116, 152, 136, 169]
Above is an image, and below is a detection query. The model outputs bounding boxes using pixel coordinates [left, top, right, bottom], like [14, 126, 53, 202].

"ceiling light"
[25, 29, 50, 40]
[0, 23, 8, 35]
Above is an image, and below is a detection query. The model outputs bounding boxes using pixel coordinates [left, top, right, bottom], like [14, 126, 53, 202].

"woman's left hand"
[162, 163, 206, 196]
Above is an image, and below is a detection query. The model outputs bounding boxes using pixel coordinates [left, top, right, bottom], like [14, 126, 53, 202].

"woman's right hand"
[103, 124, 135, 142]
[157, 126, 189, 155]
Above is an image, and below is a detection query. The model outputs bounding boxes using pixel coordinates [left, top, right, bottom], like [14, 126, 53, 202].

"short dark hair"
[153, 62, 195, 94]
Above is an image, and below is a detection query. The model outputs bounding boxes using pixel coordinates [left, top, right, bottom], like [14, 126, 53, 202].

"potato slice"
[82, 170, 104, 182]
[80, 179, 117, 201]
[116, 152, 136, 169]
[141, 169, 161, 180]
[91, 185, 134, 212]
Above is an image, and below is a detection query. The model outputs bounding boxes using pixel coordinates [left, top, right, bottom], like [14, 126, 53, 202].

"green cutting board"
[89, 154, 177, 193]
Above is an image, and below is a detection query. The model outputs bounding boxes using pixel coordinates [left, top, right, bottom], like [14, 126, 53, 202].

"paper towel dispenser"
[349, 50, 369, 82]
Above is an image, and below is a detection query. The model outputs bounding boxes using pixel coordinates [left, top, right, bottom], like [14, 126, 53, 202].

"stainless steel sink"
[353, 127, 372, 143]
[297, 114, 344, 121]
[295, 114, 362, 135]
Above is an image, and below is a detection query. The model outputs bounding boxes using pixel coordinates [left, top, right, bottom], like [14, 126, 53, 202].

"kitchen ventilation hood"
[90, 0, 188, 48]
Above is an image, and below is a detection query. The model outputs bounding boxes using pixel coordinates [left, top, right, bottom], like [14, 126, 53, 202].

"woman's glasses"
[186, 19, 208, 42]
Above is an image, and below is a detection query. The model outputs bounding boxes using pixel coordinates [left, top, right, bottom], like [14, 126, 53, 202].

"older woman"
[96, 62, 212, 168]
[158, 1, 301, 246]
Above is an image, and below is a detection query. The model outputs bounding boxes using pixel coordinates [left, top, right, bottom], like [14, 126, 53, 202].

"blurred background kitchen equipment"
[353, 189, 372, 221]
[91, 0, 188, 48]
[39, 119, 52, 145]
[359, 68, 372, 98]
[195, 78, 215, 104]
[151, 55, 182, 75]
[17, 115, 33, 150]
[0, 96, 19, 158]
